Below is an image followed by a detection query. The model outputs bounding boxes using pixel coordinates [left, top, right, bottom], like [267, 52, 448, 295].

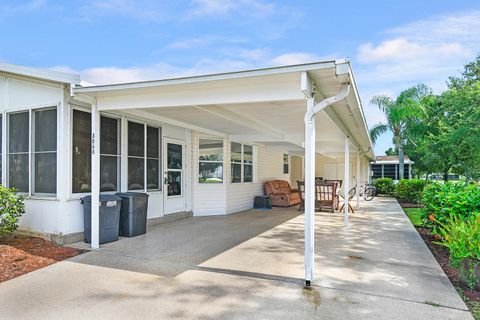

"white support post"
[409, 164, 412, 179]
[304, 97, 315, 285]
[91, 100, 100, 249]
[344, 138, 350, 227]
[356, 151, 360, 210]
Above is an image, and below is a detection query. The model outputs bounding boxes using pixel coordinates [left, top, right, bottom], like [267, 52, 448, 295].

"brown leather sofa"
[264, 180, 301, 207]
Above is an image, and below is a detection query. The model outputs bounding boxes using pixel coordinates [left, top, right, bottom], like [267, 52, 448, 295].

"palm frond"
[370, 95, 395, 112]
[370, 123, 389, 144]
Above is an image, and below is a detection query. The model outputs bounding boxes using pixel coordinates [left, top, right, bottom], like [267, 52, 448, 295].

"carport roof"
[73, 60, 374, 159]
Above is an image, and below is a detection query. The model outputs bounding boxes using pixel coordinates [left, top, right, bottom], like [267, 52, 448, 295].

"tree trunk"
[398, 144, 405, 180]
[443, 171, 449, 182]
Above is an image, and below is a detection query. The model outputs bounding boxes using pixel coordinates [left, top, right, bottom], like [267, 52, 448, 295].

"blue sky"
[1, 0, 480, 154]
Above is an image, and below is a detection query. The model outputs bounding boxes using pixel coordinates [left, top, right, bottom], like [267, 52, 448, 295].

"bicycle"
[362, 183, 377, 201]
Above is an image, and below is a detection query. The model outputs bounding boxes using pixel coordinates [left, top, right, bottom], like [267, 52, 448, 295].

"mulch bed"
[397, 200, 423, 208]
[0, 235, 84, 283]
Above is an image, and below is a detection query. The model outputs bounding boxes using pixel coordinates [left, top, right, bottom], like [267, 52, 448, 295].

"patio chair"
[314, 181, 337, 213]
[339, 186, 356, 213]
[297, 181, 305, 211]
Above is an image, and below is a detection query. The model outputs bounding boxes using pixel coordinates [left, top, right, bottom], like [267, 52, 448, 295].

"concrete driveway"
[0, 198, 473, 319]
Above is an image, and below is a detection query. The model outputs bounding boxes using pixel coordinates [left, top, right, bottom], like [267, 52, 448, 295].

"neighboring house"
[371, 155, 414, 180]
[0, 60, 374, 245]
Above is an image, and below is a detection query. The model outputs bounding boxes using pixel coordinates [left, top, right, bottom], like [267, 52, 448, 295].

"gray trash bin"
[116, 192, 149, 237]
[82, 195, 122, 244]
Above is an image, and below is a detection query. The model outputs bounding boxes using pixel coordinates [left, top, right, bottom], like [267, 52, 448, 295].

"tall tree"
[369, 84, 430, 179]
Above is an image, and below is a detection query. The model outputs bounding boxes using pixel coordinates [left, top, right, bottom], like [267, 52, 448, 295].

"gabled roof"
[0, 62, 80, 85]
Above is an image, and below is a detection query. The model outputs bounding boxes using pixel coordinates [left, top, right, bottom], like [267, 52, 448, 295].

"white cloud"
[271, 52, 323, 66]
[0, 0, 47, 15]
[355, 10, 480, 154]
[79, 0, 171, 22]
[187, 0, 275, 18]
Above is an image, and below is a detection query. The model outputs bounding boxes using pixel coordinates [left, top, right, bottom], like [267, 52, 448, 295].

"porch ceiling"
[73, 60, 374, 159]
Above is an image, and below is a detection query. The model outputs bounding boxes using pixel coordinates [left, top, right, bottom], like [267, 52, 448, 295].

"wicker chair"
[297, 181, 305, 211]
[315, 181, 337, 213]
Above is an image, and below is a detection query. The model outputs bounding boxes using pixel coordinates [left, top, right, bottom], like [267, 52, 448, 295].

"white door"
[163, 138, 186, 214]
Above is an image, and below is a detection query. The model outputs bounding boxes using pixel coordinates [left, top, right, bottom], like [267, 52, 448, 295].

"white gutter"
[303, 66, 350, 286]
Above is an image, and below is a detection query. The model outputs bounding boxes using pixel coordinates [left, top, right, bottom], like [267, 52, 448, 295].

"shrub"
[435, 212, 480, 289]
[422, 182, 480, 232]
[372, 178, 395, 195]
[395, 179, 428, 203]
[0, 186, 25, 238]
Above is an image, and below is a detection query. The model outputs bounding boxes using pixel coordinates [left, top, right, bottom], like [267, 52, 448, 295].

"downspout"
[304, 82, 350, 287]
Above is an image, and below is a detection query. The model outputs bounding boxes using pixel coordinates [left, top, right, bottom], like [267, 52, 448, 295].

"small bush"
[372, 178, 395, 195]
[435, 212, 480, 289]
[0, 186, 25, 238]
[395, 179, 428, 203]
[421, 182, 480, 232]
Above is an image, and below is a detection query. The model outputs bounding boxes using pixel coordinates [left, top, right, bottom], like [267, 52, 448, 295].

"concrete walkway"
[0, 198, 473, 319]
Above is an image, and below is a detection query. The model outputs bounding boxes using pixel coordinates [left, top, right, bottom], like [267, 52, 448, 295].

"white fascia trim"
[73, 61, 336, 94]
[0, 62, 80, 85]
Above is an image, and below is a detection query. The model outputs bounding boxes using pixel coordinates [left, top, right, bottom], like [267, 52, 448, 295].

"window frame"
[6, 107, 58, 197]
[99, 115, 121, 193]
[198, 138, 224, 184]
[283, 153, 289, 174]
[230, 142, 254, 184]
[127, 120, 162, 192]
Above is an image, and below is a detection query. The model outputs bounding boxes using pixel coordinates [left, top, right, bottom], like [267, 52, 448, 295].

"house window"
[72, 110, 92, 193]
[199, 139, 223, 183]
[100, 116, 120, 192]
[127, 121, 161, 191]
[147, 126, 160, 190]
[230, 142, 241, 183]
[8, 112, 29, 193]
[0, 114, 2, 184]
[230, 142, 253, 183]
[283, 154, 289, 174]
[72, 110, 123, 193]
[7, 108, 57, 195]
[243, 144, 253, 182]
[33, 109, 57, 194]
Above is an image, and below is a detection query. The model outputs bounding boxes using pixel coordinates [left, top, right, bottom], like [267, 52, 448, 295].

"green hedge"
[421, 182, 480, 232]
[0, 186, 25, 238]
[395, 179, 428, 203]
[372, 178, 395, 195]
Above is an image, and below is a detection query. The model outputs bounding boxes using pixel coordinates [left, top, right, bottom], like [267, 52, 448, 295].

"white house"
[0, 60, 374, 270]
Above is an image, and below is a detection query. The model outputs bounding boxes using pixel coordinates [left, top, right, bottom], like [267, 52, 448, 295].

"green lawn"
[403, 208, 423, 227]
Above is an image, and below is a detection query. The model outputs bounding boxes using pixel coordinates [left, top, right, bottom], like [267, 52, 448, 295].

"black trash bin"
[116, 192, 149, 237]
[82, 195, 122, 244]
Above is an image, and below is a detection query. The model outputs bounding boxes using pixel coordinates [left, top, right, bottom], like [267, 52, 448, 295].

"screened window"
[199, 139, 223, 183]
[33, 109, 57, 194]
[0, 115, 2, 184]
[283, 154, 289, 174]
[72, 110, 92, 193]
[230, 142, 241, 183]
[8, 112, 30, 193]
[100, 116, 120, 192]
[146, 126, 160, 190]
[128, 121, 145, 190]
[72, 111, 122, 193]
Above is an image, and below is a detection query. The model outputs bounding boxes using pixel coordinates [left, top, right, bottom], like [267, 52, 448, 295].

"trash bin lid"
[81, 194, 122, 203]
[116, 192, 149, 198]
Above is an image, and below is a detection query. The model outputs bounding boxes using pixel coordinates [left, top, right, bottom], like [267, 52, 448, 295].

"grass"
[403, 207, 423, 227]
[457, 288, 480, 320]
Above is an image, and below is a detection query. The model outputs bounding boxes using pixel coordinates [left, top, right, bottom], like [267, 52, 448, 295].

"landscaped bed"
[399, 201, 480, 319]
[0, 235, 84, 283]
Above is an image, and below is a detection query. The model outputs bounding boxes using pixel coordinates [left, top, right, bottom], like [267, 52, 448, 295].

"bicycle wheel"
[364, 188, 375, 201]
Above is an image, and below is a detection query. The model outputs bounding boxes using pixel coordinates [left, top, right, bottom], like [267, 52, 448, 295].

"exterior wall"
[0, 73, 68, 234]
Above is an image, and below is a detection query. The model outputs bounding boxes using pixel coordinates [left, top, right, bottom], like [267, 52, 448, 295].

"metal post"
[91, 100, 100, 249]
[356, 151, 360, 210]
[344, 138, 349, 227]
[304, 97, 315, 285]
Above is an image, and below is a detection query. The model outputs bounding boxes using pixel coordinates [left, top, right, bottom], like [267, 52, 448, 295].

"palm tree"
[370, 84, 430, 179]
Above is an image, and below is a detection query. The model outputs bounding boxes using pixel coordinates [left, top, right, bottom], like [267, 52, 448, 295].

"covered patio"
[73, 60, 374, 284]
[0, 198, 472, 319]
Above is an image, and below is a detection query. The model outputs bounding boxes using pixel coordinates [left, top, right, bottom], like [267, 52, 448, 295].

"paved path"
[0, 198, 473, 319]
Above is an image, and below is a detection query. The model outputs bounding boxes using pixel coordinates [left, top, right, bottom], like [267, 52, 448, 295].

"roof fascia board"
[73, 61, 335, 94]
[0, 62, 80, 84]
